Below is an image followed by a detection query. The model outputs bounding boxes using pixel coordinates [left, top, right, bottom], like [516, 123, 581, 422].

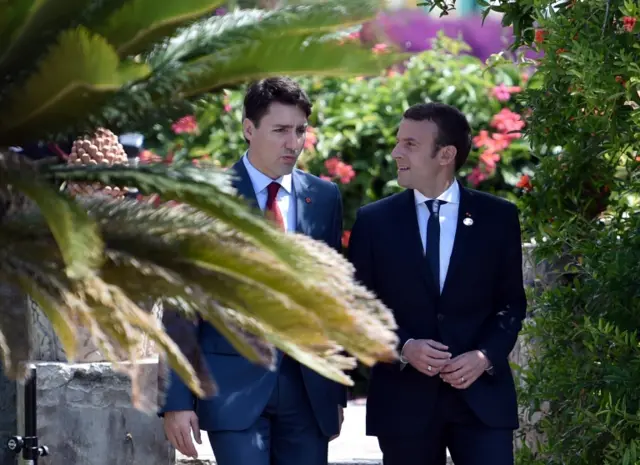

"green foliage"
[421, 1, 640, 463]
[0, 0, 406, 145]
[142, 35, 535, 234]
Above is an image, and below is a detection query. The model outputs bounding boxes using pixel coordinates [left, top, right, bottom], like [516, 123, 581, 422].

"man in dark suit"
[160, 77, 346, 465]
[348, 102, 527, 465]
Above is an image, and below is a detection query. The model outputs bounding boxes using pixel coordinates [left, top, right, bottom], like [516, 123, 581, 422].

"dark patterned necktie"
[425, 199, 446, 291]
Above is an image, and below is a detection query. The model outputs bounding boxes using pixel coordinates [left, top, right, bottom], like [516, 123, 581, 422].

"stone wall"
[4, 360, 174, 465]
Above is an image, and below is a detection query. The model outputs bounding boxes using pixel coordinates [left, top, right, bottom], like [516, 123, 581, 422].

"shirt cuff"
[399, 338, 414, 369]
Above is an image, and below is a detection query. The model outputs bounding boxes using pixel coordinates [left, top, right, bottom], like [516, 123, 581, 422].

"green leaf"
[149, 0, 384, 65]
[0, 152, 104, 279]
[97, 0, 227, 57]
[0, 0, 88, 76]
[180, 35, 408, 97]
[40, 163, 313, 275]
[0, 26, 151, 145]
[16, 274, 77, 360]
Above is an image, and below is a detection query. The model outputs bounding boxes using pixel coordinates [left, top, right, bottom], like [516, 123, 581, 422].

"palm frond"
[96, 0, 227, 58]
[180, 34, 406, 96]
[0, 0, 87, 78]
[0, 152, 103, 279]
[147, 1, 385, 66]
[0, 27, 151, 145]
[40, 163, 314, 275]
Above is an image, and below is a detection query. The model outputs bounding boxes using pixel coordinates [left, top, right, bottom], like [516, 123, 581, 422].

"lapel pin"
[463, 217, 474, 226]
[305, 197, 312, 204]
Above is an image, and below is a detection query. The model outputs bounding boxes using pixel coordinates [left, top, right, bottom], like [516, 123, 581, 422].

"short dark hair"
[403, 103, 472, 171]
[243, 77, 312, 126]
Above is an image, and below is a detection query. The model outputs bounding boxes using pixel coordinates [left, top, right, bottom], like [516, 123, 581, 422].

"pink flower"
[467, 166, 487, 187]
[304, 126, 317, 150]
[479, 151, 500, 172]
[372, 43, 389, 54]
[171, 115, 198, 134]
[473, 130, 512, 152]
[491, 109, 525, 135]
[324, 157, 356, 184]
[491, 83, 522, 102]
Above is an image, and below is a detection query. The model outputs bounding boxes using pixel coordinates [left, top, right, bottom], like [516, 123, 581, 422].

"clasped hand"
[402, 340, 489, 389]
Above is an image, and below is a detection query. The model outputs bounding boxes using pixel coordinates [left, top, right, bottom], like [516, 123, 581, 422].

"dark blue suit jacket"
[348, 183, 527, 436]
[160, 160, 347, 437]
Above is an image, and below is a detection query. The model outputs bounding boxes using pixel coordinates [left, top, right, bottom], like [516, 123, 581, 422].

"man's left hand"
[330, 406, 344, 442]
[439, 350, 490, 389]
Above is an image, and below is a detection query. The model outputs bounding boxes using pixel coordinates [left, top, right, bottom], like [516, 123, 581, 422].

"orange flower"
[535, 29, 545, 44]
[516, 174, 533, 192]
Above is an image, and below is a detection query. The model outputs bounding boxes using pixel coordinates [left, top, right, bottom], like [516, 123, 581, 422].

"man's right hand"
[163, 410, 202, 458]
[402, 339, 451, 376]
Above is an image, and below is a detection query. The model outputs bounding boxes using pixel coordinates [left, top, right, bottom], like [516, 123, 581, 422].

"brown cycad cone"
[67, 128, 129, 198]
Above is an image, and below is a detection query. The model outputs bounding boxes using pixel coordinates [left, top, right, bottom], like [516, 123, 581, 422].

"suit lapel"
[292, 171, 311, 235]
[395, 189, 440, 297]
[441, 182, 477, 298]
[230, 159, 259, 209]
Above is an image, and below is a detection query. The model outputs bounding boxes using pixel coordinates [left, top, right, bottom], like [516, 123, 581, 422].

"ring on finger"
[460, 376, 465, 382]
[427, 365, 432, 371]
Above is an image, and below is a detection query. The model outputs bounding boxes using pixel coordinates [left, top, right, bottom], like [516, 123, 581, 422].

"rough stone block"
[20, 360, 174, 465]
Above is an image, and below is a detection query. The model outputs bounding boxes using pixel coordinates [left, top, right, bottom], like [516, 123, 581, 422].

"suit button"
[437, 313, 444, 321]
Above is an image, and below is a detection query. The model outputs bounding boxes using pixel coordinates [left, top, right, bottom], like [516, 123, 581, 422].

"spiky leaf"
[148, 1, 385, 65]
[40, 163, 312, 274]
[97, 0, 227, 57]
[0, 0, 88, 76]
[178, 34, 406, 96]
[0, 26, 151, 145]
[0, 152, 103, 278]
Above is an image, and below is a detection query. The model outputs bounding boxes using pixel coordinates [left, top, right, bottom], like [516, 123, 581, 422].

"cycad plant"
[0, 0, 405, 409]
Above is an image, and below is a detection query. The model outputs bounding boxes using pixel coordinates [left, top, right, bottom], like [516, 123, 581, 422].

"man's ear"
[439, 145, 457, 167]
[242, 118, 254, 143]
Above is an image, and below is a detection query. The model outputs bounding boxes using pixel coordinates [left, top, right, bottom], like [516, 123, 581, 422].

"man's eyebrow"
[397, 136, 420, 143]
[272, 123, 307, 129]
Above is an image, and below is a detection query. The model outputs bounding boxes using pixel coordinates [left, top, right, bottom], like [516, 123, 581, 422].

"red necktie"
[265, 182, 285, 231]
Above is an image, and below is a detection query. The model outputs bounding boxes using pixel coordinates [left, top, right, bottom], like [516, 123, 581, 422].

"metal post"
[6, 364, 49, 464]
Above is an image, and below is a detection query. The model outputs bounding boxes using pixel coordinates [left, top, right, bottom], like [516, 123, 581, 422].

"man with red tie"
[160, 77, 346, 465]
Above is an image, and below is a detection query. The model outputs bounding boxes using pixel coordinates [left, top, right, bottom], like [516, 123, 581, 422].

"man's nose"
[284, 132, 299, 150]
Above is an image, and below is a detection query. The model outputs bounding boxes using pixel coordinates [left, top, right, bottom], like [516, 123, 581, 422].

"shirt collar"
[414, 180, 460, 205]
[242, 152, 293, 195]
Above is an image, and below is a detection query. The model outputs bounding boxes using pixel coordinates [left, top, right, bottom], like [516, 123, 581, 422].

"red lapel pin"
[305, 197, 312, 204]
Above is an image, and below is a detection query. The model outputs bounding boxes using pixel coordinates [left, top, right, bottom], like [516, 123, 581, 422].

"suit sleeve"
[477, 204, 527, 376]
[157, 310, 199, 416]
[347, 208, 411, 357]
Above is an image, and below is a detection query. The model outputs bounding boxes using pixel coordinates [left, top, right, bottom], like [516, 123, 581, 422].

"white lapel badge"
[463, 214, 474, 226]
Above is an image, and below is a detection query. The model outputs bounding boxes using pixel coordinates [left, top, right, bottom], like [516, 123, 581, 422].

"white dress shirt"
[399, 181, 460, 366]
[242, 154, 296, 233]
[414, 181, 460, 294]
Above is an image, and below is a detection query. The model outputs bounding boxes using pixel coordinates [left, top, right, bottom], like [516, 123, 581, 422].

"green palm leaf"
[180, 34, 406, 96]
[0, 0, 87, 76]
[148, 0, 385, 65]
[0, 26, 150, 145]
[0, 152, 103, 279]
[40, 163, 312, 275]
[97, 0, 227, 58]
